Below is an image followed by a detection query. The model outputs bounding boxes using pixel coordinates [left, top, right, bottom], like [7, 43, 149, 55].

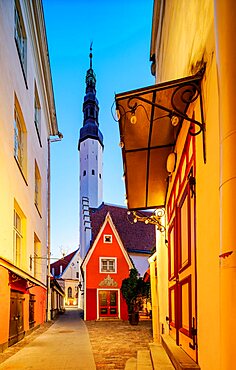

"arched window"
[68, 287, 72, 298]
[83, 170, 86, 176]
[92, 169, 95, 175]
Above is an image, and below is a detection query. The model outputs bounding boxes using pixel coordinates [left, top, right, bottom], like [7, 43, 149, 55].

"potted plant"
[121, 268, 150, 325]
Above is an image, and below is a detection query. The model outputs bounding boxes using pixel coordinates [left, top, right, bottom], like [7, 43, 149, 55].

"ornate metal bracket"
[127, 208, 165, 231]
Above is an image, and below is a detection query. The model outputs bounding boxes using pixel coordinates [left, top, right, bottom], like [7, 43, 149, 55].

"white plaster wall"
[80, 138, 103, 208]
[79, 137, 103, 258]
[62, 251, 81, 280]
[0, 0, 52, 285]
[130, 254, 150, 277]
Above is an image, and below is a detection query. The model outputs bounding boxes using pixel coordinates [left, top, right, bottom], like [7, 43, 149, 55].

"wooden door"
[9, 291, 25, 346]
[99, 290, 118, 317]
[29, 294, 35, 329]
[167, 133, 198, 362]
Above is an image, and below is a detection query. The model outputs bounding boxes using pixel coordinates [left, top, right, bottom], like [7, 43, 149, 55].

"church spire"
[78, 46, 103, 148]
[85, 43, 96, 92]
[89, 42, 93, 69]
[78, 47, 104, 258]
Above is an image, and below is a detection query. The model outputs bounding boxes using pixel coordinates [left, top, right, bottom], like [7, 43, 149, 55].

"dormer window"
[104, 234, 112, 243]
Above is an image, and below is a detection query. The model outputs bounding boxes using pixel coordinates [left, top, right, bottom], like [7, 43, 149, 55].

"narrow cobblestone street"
[0, 309, 152, 369]
[85, 319, 152, 369]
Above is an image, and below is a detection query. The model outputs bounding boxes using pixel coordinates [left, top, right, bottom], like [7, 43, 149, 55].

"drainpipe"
[214, 1, 236, 368]
[148, 252, 160, 343]
[47, 132, 63, 322]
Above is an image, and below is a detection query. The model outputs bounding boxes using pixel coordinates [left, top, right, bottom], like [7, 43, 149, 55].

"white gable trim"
[81, 212, 133, 270]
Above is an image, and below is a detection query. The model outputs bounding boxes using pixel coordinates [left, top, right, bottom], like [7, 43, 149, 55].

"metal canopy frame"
[115, 69, 205, 211]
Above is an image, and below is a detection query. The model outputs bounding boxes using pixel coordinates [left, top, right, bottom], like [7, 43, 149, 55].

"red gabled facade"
[82, 213, 133, 321]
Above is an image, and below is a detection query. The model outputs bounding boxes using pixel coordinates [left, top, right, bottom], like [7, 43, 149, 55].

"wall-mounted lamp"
[130, 112, 137, 125]
[166, 152, 177, 174]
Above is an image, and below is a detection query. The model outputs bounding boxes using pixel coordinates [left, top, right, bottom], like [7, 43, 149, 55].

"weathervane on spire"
[85, 41, 96, 88]
[89, 42, 93, 69]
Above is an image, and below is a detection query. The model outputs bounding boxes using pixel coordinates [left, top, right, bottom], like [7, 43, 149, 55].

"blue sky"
[43, 0, 154, 258]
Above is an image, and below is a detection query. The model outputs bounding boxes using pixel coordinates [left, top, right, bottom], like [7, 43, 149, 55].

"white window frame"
[14, 108, 23, 168]
[99, 257, 117, 274]
[34, 233, 41, 279]
[14, 96, 27, 180]
[34, 83, 41, 145]
[14, 0, 27, 79]
[13, 209, 22, 267]
[103, 234, 112, 243]
[35, 161, 41, 214]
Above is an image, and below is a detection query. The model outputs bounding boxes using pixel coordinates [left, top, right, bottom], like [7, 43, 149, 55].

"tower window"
[83, 170, 86, 176]
[92, 169, 95, 175]
[99, 173, 101, 179]
[90, 107, 94, 117]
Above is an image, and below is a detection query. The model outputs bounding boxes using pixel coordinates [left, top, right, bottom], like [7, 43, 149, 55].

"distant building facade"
[50, 249, 82, 308]
[0, 0, 59, 351]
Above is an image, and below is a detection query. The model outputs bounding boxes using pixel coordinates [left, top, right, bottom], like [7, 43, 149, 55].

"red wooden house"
[81, 212, 133, 320]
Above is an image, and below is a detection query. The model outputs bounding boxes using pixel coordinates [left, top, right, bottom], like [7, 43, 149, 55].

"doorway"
[9, 291, 25, 346]
[99, 290, 118, 318]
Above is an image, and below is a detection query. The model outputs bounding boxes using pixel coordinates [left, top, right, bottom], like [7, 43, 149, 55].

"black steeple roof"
[79, 45, 103, 149]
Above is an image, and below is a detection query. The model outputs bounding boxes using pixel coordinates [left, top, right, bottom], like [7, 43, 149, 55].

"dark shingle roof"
[50, 249, 78, 277]
[89, 203, 155, 253]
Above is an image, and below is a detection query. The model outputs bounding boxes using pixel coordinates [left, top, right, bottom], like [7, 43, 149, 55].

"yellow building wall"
[153, 1, 221, 368]
[0, 0, 49, 283]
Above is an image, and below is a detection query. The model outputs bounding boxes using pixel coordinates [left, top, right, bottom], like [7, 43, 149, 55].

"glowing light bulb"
[145, 219, 149, 224]
[134, 218, 138, 223]
[171, 115, 179, 127]
[130, 114, 137, 125]
[119, 141, 124, 148]
[127, 211, 131, 215]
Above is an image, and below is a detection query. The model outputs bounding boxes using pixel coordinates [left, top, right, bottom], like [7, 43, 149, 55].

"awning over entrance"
[115, 70, 205, 210]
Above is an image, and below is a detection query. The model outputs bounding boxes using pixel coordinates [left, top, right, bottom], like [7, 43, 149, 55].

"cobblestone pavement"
[85, 319, 153, 370]
[0, 315, 152, 369]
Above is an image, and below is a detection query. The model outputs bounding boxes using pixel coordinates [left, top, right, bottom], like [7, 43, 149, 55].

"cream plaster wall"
[155, 229, 169, 335]
[155, 0, 214, 82]
[153, 1, 220, 368]
[0, 0, 55, 285]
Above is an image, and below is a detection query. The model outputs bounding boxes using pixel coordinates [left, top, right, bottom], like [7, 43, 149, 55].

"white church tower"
[78, 47, 104, 259]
